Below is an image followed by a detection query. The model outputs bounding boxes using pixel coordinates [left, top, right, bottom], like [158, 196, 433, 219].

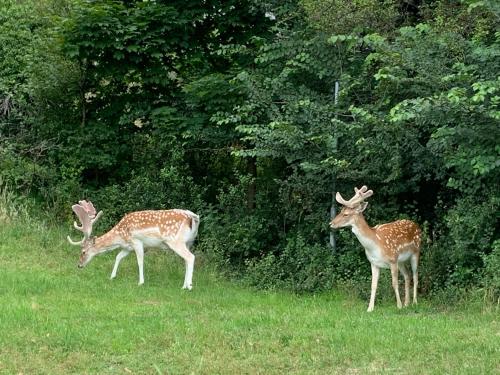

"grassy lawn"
[0, 220, 498, 374]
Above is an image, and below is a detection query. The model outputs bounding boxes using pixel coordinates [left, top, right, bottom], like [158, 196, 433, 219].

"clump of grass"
[0, 178, 29, 223]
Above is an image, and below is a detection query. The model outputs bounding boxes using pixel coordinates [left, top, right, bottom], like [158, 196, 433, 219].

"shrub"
[482, 240, 500, 304]
[244, 234, 336, 292]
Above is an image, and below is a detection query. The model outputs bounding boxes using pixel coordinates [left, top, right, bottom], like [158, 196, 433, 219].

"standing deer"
[67, 200, 199, 289]
[330, 186, 421, 312]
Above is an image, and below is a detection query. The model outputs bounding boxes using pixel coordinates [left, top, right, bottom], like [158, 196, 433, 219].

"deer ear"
[356, 202, 368, 213]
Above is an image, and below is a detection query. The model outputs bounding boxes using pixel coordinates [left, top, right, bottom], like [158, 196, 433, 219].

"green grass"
[0, 220, 498, 374]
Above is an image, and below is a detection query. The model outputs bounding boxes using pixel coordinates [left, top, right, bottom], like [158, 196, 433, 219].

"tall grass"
[0, 195, 498, 374]
[0, 178, 29, 222]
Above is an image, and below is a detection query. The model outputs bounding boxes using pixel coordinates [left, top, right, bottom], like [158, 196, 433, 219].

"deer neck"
[93, 227, 125, 254]
[351, 214, 377, 249]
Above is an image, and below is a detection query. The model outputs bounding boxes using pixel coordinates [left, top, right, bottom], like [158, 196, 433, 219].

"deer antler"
[336, 185, 374, 208]
[67, 200, 103, 246]
[79, 200, 96, 217]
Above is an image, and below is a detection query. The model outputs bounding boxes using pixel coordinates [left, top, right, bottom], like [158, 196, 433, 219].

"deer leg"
[390, 263, 403, 309]
[167, 240, 195, 290]
[367, 263, 380, 312]
[410, 254, 419, 305]
[131, 240, 145, 285]
[398, 263, 411, 307]
[110, 249, 131, 279]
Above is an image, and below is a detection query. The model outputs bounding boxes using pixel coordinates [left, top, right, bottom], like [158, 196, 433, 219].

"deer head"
[67, 200, 103, 267]
[330, 186, 373, 228]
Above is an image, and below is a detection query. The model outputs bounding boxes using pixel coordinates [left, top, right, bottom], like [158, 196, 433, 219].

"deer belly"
[365, 248, 390, 269]
[397, 252, 412, 263]
[131, 229, 165, 248]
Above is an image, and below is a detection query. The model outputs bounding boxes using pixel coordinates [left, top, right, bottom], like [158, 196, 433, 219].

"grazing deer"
[67, 200, 199, 289]
[330, 186, 421, 312]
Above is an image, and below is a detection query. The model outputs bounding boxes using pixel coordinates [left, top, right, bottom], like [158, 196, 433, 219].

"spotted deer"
[330, 186, 421, 312]
[67, 200, 199, 289]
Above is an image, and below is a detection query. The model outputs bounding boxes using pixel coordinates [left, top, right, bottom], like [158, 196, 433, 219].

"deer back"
[115, 209, 199, 243]
[372, 219, 422, 262]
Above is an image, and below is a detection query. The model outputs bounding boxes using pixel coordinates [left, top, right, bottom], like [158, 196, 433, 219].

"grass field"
[0, 219, 498, 374]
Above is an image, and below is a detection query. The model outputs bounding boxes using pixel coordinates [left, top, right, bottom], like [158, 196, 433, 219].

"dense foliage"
[1, 0, 498, 299]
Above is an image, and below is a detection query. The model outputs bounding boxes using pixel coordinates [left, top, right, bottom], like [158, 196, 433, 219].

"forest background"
[0, 0, 498, 301]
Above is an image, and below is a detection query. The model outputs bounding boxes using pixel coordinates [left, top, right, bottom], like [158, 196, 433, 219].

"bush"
[482, 240, 500, 303]
[244, 234, 336, 292]
[196, 174, 275, 272]
[200, 210, 269, 272]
